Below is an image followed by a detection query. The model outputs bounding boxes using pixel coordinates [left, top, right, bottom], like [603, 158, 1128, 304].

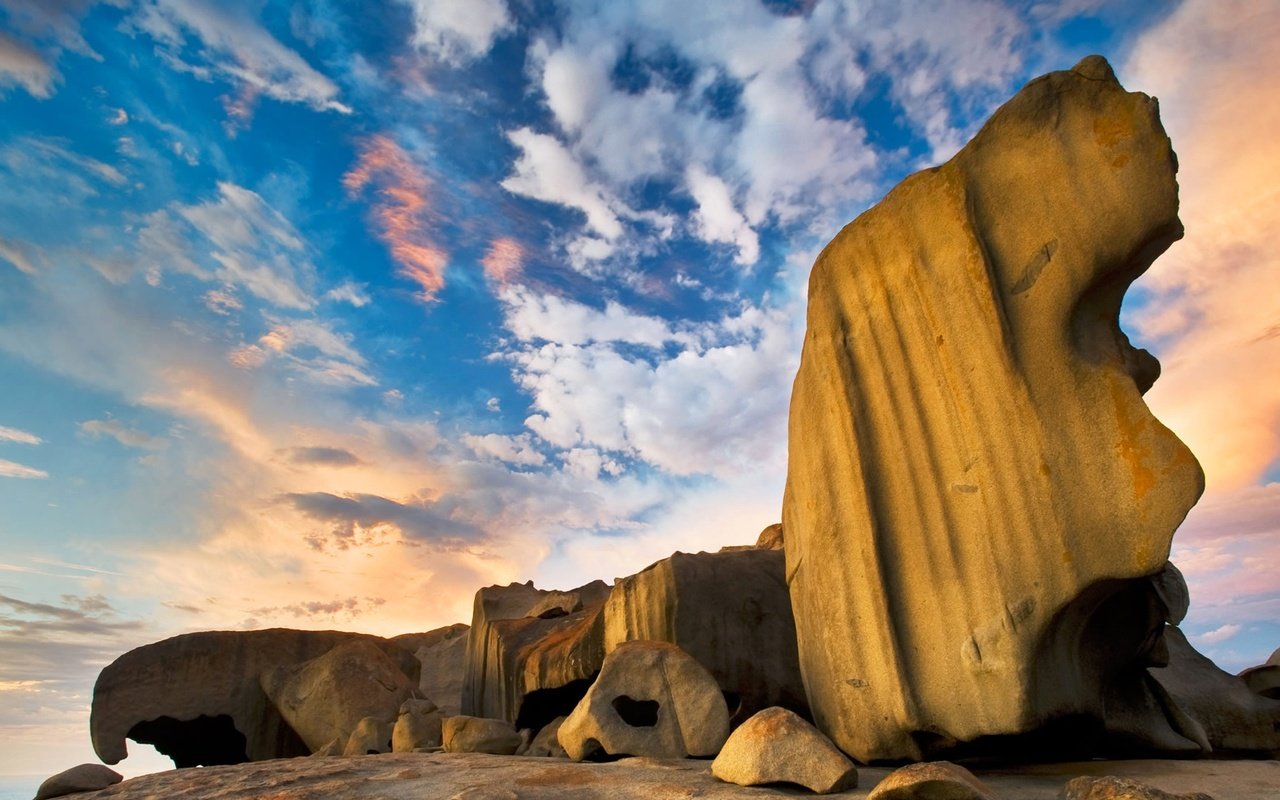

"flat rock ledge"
[62, 753, 1280, 800]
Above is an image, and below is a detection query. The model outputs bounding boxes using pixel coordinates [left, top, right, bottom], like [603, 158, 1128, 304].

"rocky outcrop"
[442, 716, 522, 755]
[718, 524, 784, 552]
[1061, 776, 1215, 800]
[342, 716, 393, 756]
[867, 762, 996, 800]
[392, 698, 443, 752]
[91, 629, 419, 766]
[711, 707, 857, 794]
[260, 639, 418, 753]
[392, 624, 469, 717]
[603, 549, 807, 724]
[1149, 626, 1280, 755]
[782, 55, 1204, 761]
[461, 579, 611, 730]
[34, 764, 122, 800]
[558, 640, 730, 761]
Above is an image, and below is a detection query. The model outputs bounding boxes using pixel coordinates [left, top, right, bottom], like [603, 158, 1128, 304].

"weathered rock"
[712, 706, 857, 794]
[1269, 647, 1280, 666]
[603, 549, 807, 724]
[442, 715, 523, 755]
[526, 591, 584, 619]
[91, 629, 419, 766]
[719, 524, 784, 553]
[462, 579, 611, 731]
[392, 698, 443, 752]
[867, 761, 996, 800]
[343, 716, 393, 756]
[559, 640, 729, 760]
[1149, 626, 1280, 754]
[392, 624, 469, 717]
[1239, 664, 1280, 700]
[525, 716, 568, 758]
[1061, 776, 1215, 800]
[260, 639, 418, 753]
[782, 55, 1204, 762]
[34, 764, 122, 800]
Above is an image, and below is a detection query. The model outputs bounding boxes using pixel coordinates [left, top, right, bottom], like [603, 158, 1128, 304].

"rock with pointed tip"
[783, 54, 1204, 761]
[558, 640, 729, 761]
[711, 706, 857, 794]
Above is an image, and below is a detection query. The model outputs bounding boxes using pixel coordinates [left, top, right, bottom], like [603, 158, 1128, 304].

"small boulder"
[442, 715, 523, 755]
[525, 716, 568, 758]
[558, 640, 729, 760]
[1060, 776, 1215, 799]
[260, 639, 416, 752]
[711, 706, 857, 794]
[392, 697, 443, 752]
[867, 762, 996, 800]
[343, 715, 393, 756]
[34, 764, 123, 800]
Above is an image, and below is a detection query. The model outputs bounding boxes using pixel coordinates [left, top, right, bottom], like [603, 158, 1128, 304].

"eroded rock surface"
[442, 715, 522, 755]
[867, 762, 995, 800]
[260, 639, 418, 753]
[392, 624, 469, 717]
[392, 698, 443, 752]
[1061, 776, 1214, 800]
[559, 640, 729, 761]
[91, 629, 418, 766]
[782, 55, 1204, 761]
[35, 764, 122, 800]
[711, 706, 857, 794]
[603, 549, 807, 724]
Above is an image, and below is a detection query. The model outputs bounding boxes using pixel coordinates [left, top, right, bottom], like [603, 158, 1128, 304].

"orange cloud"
[1124, 0, 1280, 493]
[344, 134, 448, 302]
[481, 237, 524, 287]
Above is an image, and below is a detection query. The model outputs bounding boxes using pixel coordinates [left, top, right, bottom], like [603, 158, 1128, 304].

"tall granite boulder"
[782, 55, 1204, 761]
[91, 629, 419, 766]
[603, 549, 808, 724]
[461, 579, 611, 730]
[260, 639, 419, 753]
[392, 623, 469, 716]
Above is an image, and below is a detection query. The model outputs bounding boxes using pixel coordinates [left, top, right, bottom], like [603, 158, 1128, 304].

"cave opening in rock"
[128, 714, 249, 767]
[515, 676, 597, 733]
[611, 695, 660, 727]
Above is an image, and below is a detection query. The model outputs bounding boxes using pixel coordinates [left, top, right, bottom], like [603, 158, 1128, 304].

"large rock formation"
[91, 629, 419, 766]
[603, 549, 807, 724]
[461, 579, 611, 730]
[782, 55, 1204, 761]
[392, 623, 469, 717]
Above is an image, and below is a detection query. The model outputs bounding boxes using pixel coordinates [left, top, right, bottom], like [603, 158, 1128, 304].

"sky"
[0, 0, 1277, 781]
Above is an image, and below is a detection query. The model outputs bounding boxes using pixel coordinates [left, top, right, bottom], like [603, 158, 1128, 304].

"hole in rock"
[612, 695, 660, 727]
[515, 676, 596, 733]
[128, 714, 249, 767]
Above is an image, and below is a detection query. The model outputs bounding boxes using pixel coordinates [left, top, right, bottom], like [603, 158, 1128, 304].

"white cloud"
[0, 425, 41, 445]
[0, 31, 54, 98]
[0, 237, 39, 274]
[398, 0, 513, 65]
[0, 458, 48, 479]
[499, 286, 686, 349]
[128, 0, 351, 117]
[686, 166, 759, 266]
[79, 419, 167, 450]
[501, 128, 626, 242]
[462, 433, 546, 467]
[324, 282, 370, 307]
[1196, 623, 1244, 646]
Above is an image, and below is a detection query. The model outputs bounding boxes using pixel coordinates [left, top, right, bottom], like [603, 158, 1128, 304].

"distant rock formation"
[91, 629, 419, 766]
[783, 55, 1205, 761]
[392, 623, 469, 716]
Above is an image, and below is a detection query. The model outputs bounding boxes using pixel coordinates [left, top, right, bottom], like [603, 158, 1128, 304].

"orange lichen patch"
[1110, 372, 1155, 503]
[1093, 113, 1132, 150]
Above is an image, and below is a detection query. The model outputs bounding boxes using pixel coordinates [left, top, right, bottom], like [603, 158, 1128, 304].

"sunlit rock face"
[782, 55, 1204, 762]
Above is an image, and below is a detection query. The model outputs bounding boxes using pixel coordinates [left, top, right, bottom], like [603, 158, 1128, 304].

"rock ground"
[62, 754, 1280, 799]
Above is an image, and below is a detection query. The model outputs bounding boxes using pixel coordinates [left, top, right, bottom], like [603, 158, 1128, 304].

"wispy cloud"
[127, 0, 352, 124]
[0, 425, 41, 445]
[79, 418, 167, 450]
[480, 237, 523, 288]
[343, 134, 448, 302]
[0, 459, 48, 479]
[397, 0, 513, 66]
[280, 446, 363, 467]
[1195, 623, 1244, 646]
[0, 30, 54, 98]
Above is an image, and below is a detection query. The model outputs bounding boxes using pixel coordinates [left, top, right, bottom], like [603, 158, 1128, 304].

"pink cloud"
[343, 134, 448, 302]
[481, 237, 524, 287]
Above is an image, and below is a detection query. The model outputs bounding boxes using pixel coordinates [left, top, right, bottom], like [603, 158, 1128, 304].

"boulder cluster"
[44, 55, 1280, 799]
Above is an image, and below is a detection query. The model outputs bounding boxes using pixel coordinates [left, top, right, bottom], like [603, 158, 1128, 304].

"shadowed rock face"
[782, 55, 1204, 762]
[91, 629, 420, 766]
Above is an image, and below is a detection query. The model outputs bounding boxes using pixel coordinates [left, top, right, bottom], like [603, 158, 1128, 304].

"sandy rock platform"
[70, 753, 1279, 799]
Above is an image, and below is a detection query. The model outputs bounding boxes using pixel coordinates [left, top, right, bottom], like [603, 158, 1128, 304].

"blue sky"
[1, 0, 1278, 779]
